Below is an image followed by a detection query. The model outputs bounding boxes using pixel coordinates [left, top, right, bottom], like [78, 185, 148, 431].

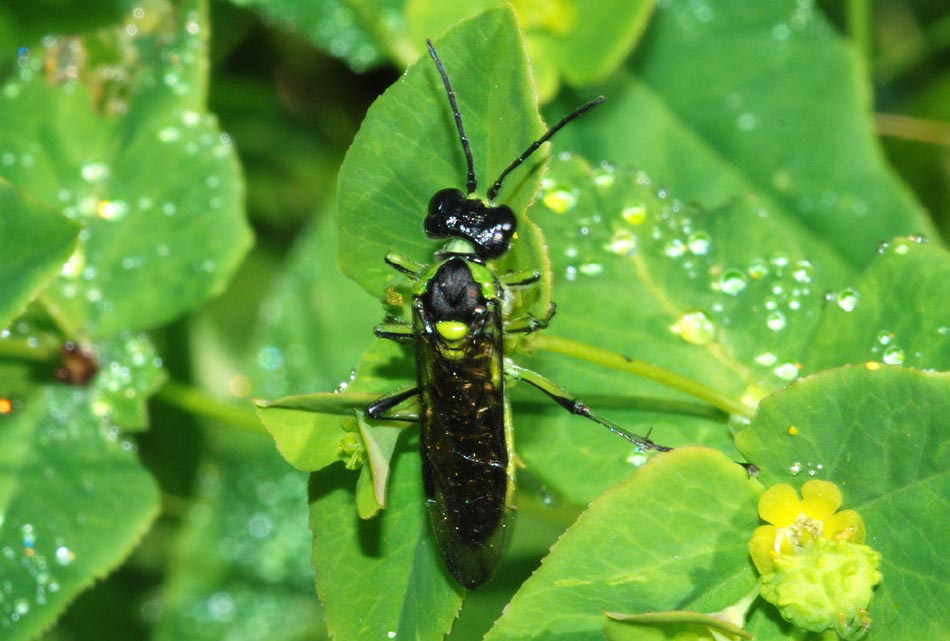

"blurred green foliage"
[0, 1, 949, 641]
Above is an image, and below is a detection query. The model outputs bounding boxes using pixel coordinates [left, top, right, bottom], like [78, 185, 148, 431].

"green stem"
[0, 336, 59, 361]
[846, 0, 872, 65]
[155, 380, 265, 434]
[528, 334, 755, 419]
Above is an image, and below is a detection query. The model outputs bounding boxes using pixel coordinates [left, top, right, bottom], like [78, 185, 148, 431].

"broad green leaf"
[736, 366, 950, 640]
[605, 610, 753, 641]
[552, 0, 936, 272]
[357, 411, 403, 510]
[309, 435, 463, 641]
[157, 211, 380, 641]
[0, 1, 121, 69]
[255, 338, 413, 471]
[89, 332, 166, 430]
[0, 386, 159, 640]
[484, 448, 761, 641]
[336, 6, 551, 304]
[0, 0, 252, 336]
[227, 0, 413, 71]
[405, 0, 656, 101]
[152, 430, 323, 641]
[802, 237, 950, 373]
[512, 154, 819, 505]
[0, 183, 79, 330]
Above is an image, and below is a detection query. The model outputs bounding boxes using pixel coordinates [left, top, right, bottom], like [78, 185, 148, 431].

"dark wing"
[414, 298, 513, 589]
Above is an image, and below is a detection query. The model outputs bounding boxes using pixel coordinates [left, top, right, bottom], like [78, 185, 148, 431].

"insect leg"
[499, 268, 542, 288]
[375, 321, 415, 342]
[503, 302, 556, 335]
[366, 384, 420, 423]
[504, 359, 670, 452]
[385, 252, 426, 280]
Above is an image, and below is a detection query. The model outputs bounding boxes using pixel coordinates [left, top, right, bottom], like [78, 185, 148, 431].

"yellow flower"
[748, 480, 882, 641]
[749, 480, 866, 575]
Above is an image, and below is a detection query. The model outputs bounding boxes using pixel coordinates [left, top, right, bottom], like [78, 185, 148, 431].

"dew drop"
[96, 200, 128, 221]
[621, 203, 647, 225]
[592, 168, 615, 188]
[80, 162, 110, 182]
[687, 231, 711, 255]
[578, 262, 603, 277]
[607, 229, 636, 256]
[755, 352, 777, 366]
[157, 126, 181, 143]
[836, 289, 859, 312]
[55, 546, 74, 566]
[773, 362, 800, 381]
[542, 188, 577, 213]
[719, 269, 747, 295]
[876, 330, 894, 346]
[789, 461, 802, 476]
[664, 238, 686, 258]
[671, 310, 715, 346]
[747, 258, 769, 279]
[882, 346, 905, 366]
[766, 311, 786, 331]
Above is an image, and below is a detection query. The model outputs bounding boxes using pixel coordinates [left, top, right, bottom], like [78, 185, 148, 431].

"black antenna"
[427, 39, 477, 195]
[487, 96, 605, 202]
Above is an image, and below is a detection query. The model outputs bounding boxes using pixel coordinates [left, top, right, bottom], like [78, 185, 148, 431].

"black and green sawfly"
[364, 40, 674, 590]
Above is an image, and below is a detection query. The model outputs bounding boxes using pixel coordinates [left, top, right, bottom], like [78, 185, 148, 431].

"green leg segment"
[375, 321, 414, 342]
[503, 359, 670, 452]
[504, 302, 556, 335]
[385, 252, 426, 279]
[499, 268, 542, 287]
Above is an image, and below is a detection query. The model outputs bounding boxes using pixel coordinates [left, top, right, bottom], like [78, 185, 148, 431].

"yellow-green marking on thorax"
[436, 320, 469, 341]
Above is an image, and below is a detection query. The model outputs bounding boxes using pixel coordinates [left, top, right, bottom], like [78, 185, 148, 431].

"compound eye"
[477, 205, 517, 258]
[426, 188, 465, 237]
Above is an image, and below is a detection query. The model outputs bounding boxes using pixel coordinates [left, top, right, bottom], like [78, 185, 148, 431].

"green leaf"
[309, 435, 463, 641]
[153, 431, 322, 641]
[89, 333, 167, 430]
[336, 6, 550, 302]
[735, 366, 950, 640]
[605, 610, 753, 641]
[483, 448, 761, 641]
[0, 386, 160, 640]
[512, 154, 818, 505]
[226, 0, 413, 71]
[552, 0, 935, 272]
[0, 1, 121, 68]
[0, 182, 79, 329]
[357, 411, 403, 510]
[405, 0, 656, 101]
[802, 237, 950, 373]
[0, 0, 252, 337]
[255, 338, 413, 472]
[159, 210, 383, 640]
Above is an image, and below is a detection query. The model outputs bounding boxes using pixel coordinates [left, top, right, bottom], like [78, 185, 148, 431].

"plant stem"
[155, 380, 265, 434]
[846, 0, 872, 65]
[0, 336, 59, 361]
[528, 334, 755, 419]
[875, 113, 950, 147]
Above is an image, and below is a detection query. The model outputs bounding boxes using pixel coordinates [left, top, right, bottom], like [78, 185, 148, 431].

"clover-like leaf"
[0, 0, 251, 337]
[736, 366, 950, 640]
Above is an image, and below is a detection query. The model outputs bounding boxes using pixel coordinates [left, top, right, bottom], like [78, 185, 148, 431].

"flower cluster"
[749, 480, 882, 641]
